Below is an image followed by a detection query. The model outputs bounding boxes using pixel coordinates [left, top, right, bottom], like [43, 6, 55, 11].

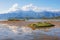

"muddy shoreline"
[0, 21, 60, 26]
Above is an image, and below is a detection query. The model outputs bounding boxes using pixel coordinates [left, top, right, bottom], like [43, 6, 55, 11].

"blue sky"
[0, 0, 60, 13]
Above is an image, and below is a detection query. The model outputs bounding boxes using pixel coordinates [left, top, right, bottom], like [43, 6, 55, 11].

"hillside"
[0, 10, 60, 19]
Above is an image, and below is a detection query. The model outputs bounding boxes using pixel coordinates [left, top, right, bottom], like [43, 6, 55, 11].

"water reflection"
[0, 24, 60, 40]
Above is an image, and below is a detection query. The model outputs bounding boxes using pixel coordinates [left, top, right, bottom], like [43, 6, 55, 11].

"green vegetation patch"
[28, 22, 55, 29]
[8, 18, 25, 21]
[8, 18, 19, 21]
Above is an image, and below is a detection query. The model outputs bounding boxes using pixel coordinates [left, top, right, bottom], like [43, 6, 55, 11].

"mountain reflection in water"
[0, 24, 60, 40]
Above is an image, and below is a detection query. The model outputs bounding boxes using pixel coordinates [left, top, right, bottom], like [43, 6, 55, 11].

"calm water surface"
[0, 21, 60, 40]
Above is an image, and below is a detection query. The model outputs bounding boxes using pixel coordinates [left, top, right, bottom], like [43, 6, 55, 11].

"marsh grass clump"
[8, 18, 20, 21]
[28, 22, 55, 29]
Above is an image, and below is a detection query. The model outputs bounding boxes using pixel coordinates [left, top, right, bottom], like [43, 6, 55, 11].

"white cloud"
[21, 4, 33, 11]
[0, 3, 60, 14]
[21, 4, 60, 12]
[0, 3, 19, 14]
[21, 4, 41, 12]
[7, 3, 19, 12]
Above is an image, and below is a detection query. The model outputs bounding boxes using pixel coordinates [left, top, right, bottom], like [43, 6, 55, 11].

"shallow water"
[0, 24, 60, 40]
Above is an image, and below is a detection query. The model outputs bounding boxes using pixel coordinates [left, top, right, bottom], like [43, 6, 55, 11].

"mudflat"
[0, 21, 60, 26]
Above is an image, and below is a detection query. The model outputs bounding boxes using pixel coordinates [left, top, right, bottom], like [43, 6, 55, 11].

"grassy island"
[28, 22, 55, 29]
[8, 18, 25, 21]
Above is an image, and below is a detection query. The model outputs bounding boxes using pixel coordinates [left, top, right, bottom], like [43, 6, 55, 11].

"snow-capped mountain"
[0, 4, 60, 19]
[0, 10, 60, 19]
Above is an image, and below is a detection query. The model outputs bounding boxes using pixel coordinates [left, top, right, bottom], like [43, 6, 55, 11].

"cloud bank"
[0, 3, 60, 14]
[8, 3, 60, 12]
[8, 3, 19, 12]
[21, 4, 41, 12]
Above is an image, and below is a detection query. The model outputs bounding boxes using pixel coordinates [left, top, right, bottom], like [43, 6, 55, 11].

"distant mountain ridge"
[0, 10, 60, 19]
